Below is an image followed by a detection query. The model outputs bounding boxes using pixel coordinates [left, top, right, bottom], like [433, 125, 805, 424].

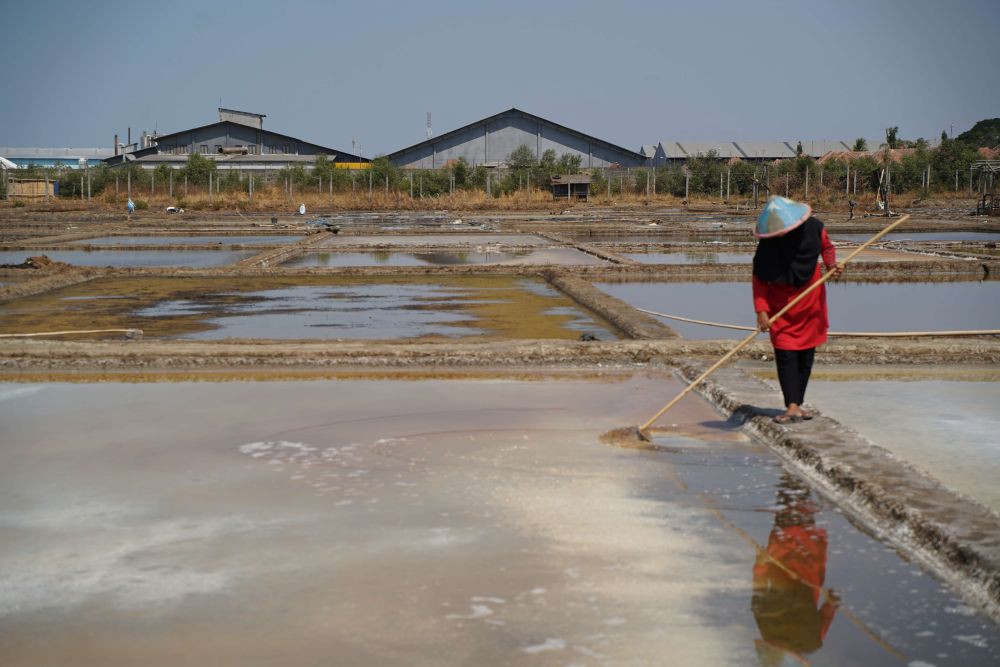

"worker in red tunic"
[752, 196, 842, 424]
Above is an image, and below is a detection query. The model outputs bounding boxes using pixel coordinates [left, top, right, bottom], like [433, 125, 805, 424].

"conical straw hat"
[754, 196, 812, 239]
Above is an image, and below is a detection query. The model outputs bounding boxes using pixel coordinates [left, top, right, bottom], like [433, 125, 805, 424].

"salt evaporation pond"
[569, 233, 730, 243]
[0, 249, 258, 268]
[802, 376, 1000, 513]
[72, 235, 303, 246]
[319, 234, 547, 247]
[832, 231, 1000, 242]
[284, 247, 604, 267]
[596, 280, 1000, 339]
[624, 251, 754, 264]
[0, 376, 996, 666]
[0, 276, 615, 341]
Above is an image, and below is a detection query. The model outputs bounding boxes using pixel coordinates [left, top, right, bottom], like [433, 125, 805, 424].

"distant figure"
[752, 196, 843, 424]
[298, 203, 306, 215]
[127, 198, 135, 214]
[848, 199, 856, 220]
[753, 473, 839, 665]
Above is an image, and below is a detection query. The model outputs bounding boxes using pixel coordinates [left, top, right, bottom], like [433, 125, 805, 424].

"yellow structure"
[6, 178, 57, 200]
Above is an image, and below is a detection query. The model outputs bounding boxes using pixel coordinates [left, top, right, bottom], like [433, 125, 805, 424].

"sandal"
[773, 414, 803, 424]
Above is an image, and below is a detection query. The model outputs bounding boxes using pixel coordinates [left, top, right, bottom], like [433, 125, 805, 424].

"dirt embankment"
[2, 337, 997, 372]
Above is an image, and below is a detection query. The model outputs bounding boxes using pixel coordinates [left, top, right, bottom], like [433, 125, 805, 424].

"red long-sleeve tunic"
[752, 228, 837, 351]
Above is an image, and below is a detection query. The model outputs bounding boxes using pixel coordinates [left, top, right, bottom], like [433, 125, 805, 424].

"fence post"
[804, 167, 809, 198]
[726, 167, 730, 201]
[719, 171, 723, 201]
[845, 164, 849, 197]
[419, 174, 423, 198]
[409, 173, 413, 199]
[685, 173, 689, 200]
[169, 170, 173, 198]
[785, 173, 789, 198]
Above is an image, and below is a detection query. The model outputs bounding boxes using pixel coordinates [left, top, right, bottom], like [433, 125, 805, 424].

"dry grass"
[0, 185, 979, 215]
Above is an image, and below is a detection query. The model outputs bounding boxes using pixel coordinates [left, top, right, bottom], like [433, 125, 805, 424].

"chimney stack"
[114, 134, 119, 156]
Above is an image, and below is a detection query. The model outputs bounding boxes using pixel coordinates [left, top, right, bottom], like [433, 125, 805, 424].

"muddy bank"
[0, 272, 98, 304]
[234, 231, 333, 268]
[545, 273, 677, 339]
[2, 337, 998, 372]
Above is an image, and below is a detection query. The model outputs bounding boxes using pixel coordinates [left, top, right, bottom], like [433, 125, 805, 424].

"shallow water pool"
[283, 247, 604, 267]
[0, 275, 617, 341]
[623, 251, 754, 264]
[832, 231, 1000, 243]
[72, 235, 303, 246]
[319, 234, 547, 247]
[800, 377, 1000, 512]
[0, 376, 995, 666]
[0, 249, 258, 268]
[597, 280, 1000, 339]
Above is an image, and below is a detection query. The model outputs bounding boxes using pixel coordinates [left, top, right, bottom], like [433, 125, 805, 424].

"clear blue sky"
[1, 0, 997, 154]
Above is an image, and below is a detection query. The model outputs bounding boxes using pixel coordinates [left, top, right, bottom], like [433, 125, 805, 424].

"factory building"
[387, 108, 645, 170]
[648, 140, 857, 166]
[104, 108, 367, 170]
[0, 147, 113, 169]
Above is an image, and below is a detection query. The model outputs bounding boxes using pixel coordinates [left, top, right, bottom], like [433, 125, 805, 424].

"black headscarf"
[752, 216, 824, 287]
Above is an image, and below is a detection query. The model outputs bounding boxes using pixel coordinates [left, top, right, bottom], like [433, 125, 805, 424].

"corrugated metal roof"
[639, 144, 657, 158]
[791, 140, 852, 157]
[656, 141, 688, 159]
[732, 141, 796, 159]
[675, 142, 741, 159]
[387, 108, 645, 162]
[0, 147, 114, 159]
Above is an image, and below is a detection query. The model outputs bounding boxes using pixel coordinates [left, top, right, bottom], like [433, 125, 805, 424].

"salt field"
[1, 376, 997, 666]
[0, 249, 258, 268]
[319, 234, 549, 247]
[0, 210, 998, 664]
[597, 280, 1000, 339]
[4, 2, 1000, 662]
[0, 276, 616, 341]
[624, 251, 754, 264]
[70, 235, 303, 246]
[799, 376, 1000, 512]
[283, 247, 605, 267]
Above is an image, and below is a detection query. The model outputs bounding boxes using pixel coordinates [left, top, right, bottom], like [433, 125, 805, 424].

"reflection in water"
[752, 474, 839, 666]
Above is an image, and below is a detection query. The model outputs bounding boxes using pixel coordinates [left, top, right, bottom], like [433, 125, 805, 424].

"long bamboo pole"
[639, 214, 911, 432]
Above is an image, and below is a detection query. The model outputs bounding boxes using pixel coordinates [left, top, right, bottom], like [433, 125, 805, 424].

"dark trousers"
[774, 347, 816, 407]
